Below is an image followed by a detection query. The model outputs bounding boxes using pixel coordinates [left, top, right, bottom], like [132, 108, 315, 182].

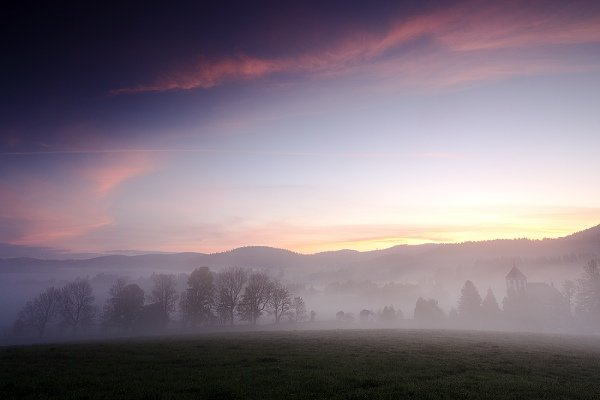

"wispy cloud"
[212, 206, 600, 254]
[112, 1, 600, 94]
[74, 204, 600, 254]
[0, 177, 114, 247]
[79, 154, 156, 196]
[1, 147, 461, 160]
[0, 154, 159, 248]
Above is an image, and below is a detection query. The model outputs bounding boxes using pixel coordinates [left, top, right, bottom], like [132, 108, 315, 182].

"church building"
[504, 264, 569, 327]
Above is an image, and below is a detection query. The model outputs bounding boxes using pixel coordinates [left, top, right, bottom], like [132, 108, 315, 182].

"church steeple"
[506, 262, 527, 297]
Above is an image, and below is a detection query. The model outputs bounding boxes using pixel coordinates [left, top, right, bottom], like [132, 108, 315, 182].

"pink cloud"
[112, 56, 286, 94]
[367, 49, 597, 93]
[0, 154, 158, 248]
[80, 154, 156, 196]
[0, 176, 114, 247]
[112, 2, 600, 95]
[438, 3, 600, 51]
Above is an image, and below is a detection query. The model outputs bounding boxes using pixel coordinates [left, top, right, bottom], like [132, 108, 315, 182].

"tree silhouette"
[414, 297, 444, 323]
[180, 267, 214, 327]
[575, 259, 600, 326]
[103, 280, 145, 330]
[215, 267, 247, 325]
[448, 307, 459, 321]
[562, 280, 576, 314]
[149, 274, 179, 325]
[481, 287, 501, 318]
[359, 309, 373, 323]
[238, 272, 273, 325]
[268, 281, 292, 323]
[458, 280, 482, 320]
[17, 287, 60, 337]
[290, 297, 307, 322]
[59, 279, 96, 333]
[380, 306, 394, 323]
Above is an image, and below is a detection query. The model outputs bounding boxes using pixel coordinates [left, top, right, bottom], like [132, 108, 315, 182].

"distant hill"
[1, 225, 599, 283]
[0, 225, 598, 326]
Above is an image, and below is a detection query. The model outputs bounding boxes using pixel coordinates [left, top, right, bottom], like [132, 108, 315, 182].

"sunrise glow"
[2, 1, 600, 255]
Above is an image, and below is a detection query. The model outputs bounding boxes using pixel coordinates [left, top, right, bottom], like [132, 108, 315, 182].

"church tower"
[506, 264, 527, 297]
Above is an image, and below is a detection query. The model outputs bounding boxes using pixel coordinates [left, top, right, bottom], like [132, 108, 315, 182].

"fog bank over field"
[1, 224, 599, 341]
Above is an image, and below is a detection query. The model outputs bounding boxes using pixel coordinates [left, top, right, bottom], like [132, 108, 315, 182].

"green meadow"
[2, 329, 600, 399]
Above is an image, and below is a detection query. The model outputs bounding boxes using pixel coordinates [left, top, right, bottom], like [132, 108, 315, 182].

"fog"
[1, 226, 598, 345]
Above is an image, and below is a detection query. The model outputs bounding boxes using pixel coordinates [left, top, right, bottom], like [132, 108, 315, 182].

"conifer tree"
[481, 287, 501, 318]
[458, 280, 482, 319]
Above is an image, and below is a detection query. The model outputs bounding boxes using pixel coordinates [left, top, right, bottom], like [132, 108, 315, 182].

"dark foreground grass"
[2, 329, 600, 399]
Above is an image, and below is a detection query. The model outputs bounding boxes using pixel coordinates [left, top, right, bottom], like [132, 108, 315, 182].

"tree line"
[332, 259, 600, 332]
[411, 259, 600, 330]
[13, 259, 600, 337]
[13, 267, 308, 337]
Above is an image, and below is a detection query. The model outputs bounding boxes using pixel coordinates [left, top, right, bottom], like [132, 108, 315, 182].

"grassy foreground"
[1, 329, 600, 399]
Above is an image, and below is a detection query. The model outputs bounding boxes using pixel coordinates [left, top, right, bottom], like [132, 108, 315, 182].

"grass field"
[1, 329, 600, 399]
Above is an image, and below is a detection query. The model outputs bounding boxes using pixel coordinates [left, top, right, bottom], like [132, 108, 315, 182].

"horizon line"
[2, 223, 597, 260]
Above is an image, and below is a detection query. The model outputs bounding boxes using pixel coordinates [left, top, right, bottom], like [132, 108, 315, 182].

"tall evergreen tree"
[481, 287, 501, 318]
[458, 280, 482, 319]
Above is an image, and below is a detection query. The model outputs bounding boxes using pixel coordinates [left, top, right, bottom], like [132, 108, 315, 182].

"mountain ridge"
[1, 224, 598, 264]
[0, 224, 598, 278]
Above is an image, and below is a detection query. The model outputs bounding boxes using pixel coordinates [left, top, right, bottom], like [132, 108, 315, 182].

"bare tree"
[291, 296, 307, 322]
[575, 259, 600, 326]
[102, 278, 125, 327]
[103, 280, 145, 330]
[180, 267, 214, 327]
[268, 281, 292, 323]
[17, 287, 60, 337]
[562, 280, 576, 313]
[238, 272, 273, 325]
[215, 267, 247, 325]
[149, 274, 179, 324]
[59, 279, 96, 333]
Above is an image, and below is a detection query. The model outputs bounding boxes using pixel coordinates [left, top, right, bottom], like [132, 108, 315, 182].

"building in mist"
[503, 265, 569, 328]
[505, 266, 527, 297]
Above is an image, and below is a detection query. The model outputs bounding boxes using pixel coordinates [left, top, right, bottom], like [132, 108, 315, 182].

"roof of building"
[526, 282, 563, 303]
[506, 266, 527, 280]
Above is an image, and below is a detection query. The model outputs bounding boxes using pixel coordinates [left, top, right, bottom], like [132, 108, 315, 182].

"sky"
[2, 0, 600, 255]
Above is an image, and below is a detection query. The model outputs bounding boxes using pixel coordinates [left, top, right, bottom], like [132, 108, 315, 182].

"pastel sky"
[2, 0, 600, 255]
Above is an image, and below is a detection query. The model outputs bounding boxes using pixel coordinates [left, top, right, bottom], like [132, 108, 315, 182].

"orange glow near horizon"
[3, 1, 600, 258]
[106, 217, 599, 255]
